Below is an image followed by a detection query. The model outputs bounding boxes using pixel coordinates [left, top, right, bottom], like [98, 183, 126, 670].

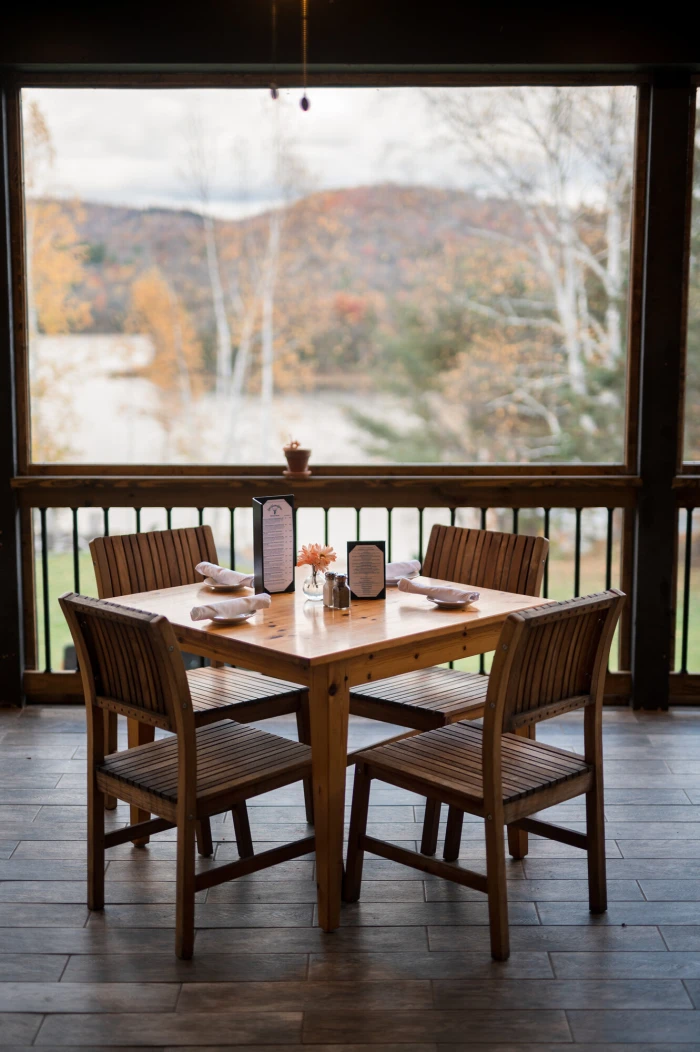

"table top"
[108, 571, 547, 667]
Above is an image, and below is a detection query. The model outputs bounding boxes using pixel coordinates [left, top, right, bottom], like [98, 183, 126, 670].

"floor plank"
[0, 703, 697, 1048]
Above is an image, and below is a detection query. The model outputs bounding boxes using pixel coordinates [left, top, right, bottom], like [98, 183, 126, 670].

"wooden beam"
[631, 76, 695, 711]
[23, 670, 82, 698]
[0, 4, 696, 70]
[24, 462, 636, 477]
[0, 82, 23, 708]
[10, 474, 640, 510]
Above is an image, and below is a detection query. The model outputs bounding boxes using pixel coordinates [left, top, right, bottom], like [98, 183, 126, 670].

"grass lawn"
[36, 542, 700, 675]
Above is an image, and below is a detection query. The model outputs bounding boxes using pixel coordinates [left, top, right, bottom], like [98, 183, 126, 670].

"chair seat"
[98, 722, 312, 806]
[187, 666, 306, 725]
[356, 721, 591, 808]
[350, 668, 488, 729]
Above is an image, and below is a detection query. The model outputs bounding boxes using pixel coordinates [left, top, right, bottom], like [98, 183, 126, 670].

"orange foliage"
[126, 267, 201, 397]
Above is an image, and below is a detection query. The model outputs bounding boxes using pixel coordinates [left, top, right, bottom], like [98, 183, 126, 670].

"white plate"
[210, 612, 254, 625]
[386, 571, 420, 588]
[427, 596, 478, 609]
[204, 578, 251, 592]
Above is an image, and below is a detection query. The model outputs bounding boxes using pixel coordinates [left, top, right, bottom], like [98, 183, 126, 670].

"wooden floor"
[0, 704, 700, 1049]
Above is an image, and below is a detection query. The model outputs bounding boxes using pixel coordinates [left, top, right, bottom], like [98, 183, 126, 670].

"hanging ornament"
[300, 0, 310, 111]
[270, 0, 278, 100]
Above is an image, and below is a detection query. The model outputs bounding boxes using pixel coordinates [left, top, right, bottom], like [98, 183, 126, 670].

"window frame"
[8, 70, 650, 477]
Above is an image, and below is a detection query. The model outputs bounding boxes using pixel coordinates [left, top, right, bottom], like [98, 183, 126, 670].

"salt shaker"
[323, 571, 337, 608]
[333, 573, 350, 609]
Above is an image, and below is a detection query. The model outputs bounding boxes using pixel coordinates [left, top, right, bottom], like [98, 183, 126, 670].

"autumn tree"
[125, 267, 202, 460]
[24, 100, 92, 460]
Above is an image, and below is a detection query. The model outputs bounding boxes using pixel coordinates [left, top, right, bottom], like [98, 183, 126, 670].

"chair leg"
[507, 724, 536, 859]
[420, 798, 441, 856]
[196, 819, 214, 858]
[585, 708, 607, 913]
[296, 700, 315, 826]
[343, 762, 371, 902]
[128, 719, 155, 846]
[87, 772, 105, 911]
[103, 712, 118, 811]
[443, 807, 464, 862]
[175, 813, 197, 960]
[484, 815, 509, 962]
[231, 802, 254, 858]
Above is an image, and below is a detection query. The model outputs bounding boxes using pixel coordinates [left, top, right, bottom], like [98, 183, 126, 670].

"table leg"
[308, 662, 349, 932]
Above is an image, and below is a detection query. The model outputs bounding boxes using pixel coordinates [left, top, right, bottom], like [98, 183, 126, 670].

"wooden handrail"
[11, 474, 641, 509]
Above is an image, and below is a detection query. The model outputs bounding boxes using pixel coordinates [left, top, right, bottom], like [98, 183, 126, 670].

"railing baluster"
[198, 504, 209, 659]
[102, 508, 110, 537]
[134, 507, 141, 533]
[681, 507, 693, 674]
[387, 507, 393, 562]
[229, 508, 235, 567]
[355, 507, 361, 542]
[512, 508, 519, 535]
[574, 507, 582, 597]
[418, 508, 424, 563]
[448, 507, 457, 667]
[71, 508, 80, 594]
[479, 506, 488, 674]
[165, 507, 172, 530]
[40, 508, 51, 672]
[324, 508, 329, 547]
[543, 508, 550, 598]
[605, 508, 614, 591]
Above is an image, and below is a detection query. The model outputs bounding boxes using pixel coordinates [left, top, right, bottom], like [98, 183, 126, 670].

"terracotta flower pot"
[283, 446, 311, 476]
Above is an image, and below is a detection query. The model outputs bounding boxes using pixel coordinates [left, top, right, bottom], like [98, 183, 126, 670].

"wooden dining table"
[108, 572, 547, 932]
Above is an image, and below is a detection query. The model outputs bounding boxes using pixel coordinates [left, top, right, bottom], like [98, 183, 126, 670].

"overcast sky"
[24, 86, 465, 218]
[23, 85, 636, 219]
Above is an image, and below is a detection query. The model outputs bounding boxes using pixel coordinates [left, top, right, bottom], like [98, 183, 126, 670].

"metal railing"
[25, 492, 633, 698]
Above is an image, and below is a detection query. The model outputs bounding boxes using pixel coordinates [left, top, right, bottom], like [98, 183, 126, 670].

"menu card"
[252, 495, 296, 594]
[347, 541, 386, 600]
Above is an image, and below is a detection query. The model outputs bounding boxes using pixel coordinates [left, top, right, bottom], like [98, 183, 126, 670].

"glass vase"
[302, 567, 325, 601]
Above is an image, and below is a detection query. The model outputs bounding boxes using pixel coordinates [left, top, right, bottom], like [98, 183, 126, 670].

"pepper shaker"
[333, 573, 351, 609]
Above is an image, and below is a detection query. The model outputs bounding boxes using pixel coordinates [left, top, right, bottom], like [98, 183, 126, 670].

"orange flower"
[296, 542, 337, 572]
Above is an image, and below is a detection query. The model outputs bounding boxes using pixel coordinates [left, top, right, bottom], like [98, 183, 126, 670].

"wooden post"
[0, 82, 24, 707]
[632, 76, 695, 711]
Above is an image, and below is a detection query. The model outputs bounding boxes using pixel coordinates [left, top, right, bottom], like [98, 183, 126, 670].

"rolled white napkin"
[196, 561, 254, 588]
[397, 577, 479, 604]
[386, 559, 421, 579]
[190, 593, 271, 621]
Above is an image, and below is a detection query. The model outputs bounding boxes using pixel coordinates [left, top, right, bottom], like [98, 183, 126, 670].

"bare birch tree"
[183, 113, 232, 398]
[428, 85, 635, 434]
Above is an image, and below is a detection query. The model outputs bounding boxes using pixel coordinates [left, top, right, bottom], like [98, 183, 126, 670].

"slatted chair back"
[484, 591, 625, 737]
[422, 525, 549, 597]
[90, 525, 218, 599]
[59, 592, 195, 736]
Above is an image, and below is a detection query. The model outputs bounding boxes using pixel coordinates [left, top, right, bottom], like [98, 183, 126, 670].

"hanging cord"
[300, 0, 309, 110]
[270, 0, 278, 99]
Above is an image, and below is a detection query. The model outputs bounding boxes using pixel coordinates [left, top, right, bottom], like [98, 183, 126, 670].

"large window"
[22, 85, 637, 466]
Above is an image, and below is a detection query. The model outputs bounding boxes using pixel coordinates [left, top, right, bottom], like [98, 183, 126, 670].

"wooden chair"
[59, 592, 314, 960]
[89, 525, 313, 854]
[344, 590, 624, 961]
[350, 524, 549, 853]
